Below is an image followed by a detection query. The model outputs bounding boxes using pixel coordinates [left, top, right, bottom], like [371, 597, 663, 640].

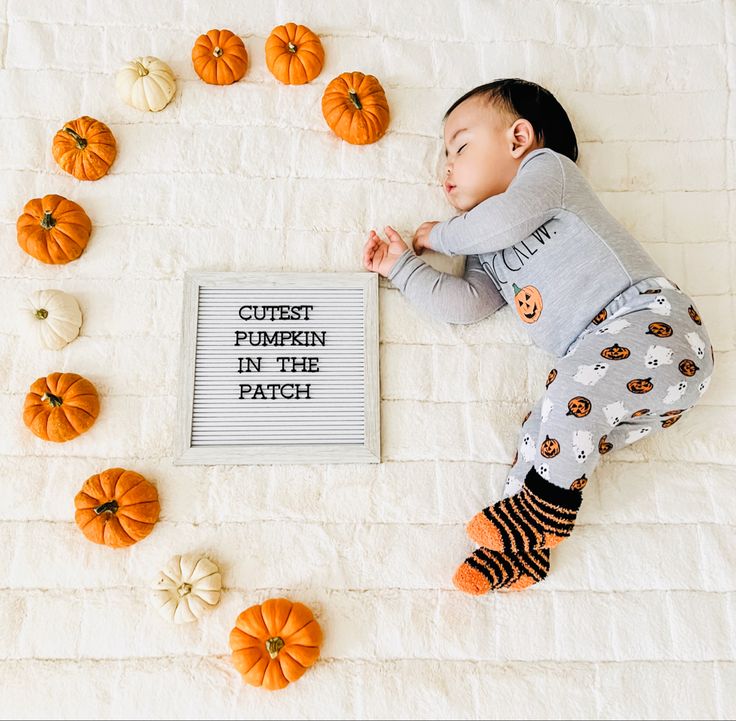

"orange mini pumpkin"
[52, 116, 117, 181]
[512, 283, 543, 324]
[23, 372, 100, 442]
[266, 23, 324, 84]
[230, 597, 323, 691]
[322, 71, 390, 145]
[16, 194, 92, 264]
[192, 29, 248, 85]
[74, 467, 160, 547]
[688, 305, 702, 325]
[600, 343, 631, 360]
[626, 377, 654, 394]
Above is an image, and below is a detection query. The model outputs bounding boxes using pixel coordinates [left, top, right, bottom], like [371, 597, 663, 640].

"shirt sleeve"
[428, 149, 566, 256]
[385, 248, 507, 325]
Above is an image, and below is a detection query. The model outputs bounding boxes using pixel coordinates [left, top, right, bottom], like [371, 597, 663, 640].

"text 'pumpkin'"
[75, 467, 160, 548]
[229, 597, 322, 691]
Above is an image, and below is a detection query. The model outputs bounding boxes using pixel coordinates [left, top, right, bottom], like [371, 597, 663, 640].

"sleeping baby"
[362, 78, 715, 595]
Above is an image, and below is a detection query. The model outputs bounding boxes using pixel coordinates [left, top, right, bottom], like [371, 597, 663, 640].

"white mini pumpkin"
[22, 289, 82, 350]
[116, 56, 176, 112]
[151, 554, 222, 624]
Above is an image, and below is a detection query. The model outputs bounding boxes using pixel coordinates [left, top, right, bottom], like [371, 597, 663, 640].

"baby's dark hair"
[443, 78, 579, 163]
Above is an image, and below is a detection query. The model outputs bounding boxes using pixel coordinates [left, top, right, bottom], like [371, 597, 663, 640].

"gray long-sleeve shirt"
[386, 147, 666, 357]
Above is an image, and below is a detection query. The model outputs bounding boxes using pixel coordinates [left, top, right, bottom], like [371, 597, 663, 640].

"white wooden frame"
[174, 271, 380, 465]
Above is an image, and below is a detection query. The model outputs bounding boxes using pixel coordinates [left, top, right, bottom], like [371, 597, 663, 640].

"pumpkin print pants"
[502, 276, 715, 495]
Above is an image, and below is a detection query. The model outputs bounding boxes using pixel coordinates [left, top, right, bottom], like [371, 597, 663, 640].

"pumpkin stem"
[134, 60, 149, 77]
[512, 283, 522, 294]
[94, 499, 119, 515]
[177, 583, 192, 598]
[63, 126, 88, 149]
[348, 89, 362, 110]
[40, 392, 63, 407]
[265, 636, 285, 659]
[213, 46, 223, 58]
[40, 210, 57, 230]
[288, 41, 297, 53]
[35, 308, 49, 320]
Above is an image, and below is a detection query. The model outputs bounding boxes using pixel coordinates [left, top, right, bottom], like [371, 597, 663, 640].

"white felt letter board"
[174, 271, 380, 465]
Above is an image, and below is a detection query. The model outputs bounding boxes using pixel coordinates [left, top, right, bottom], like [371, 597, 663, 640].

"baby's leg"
[502, 396, 545, 498]
[453, 399, 552, 595]
[529, 289, 714, 490]
[463, 358, 589, 554]
[464, 284, 715, 555]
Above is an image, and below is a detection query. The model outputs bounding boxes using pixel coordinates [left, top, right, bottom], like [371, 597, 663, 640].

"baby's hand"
[363, 226, 410, 278]
[412, 221, 440, 255]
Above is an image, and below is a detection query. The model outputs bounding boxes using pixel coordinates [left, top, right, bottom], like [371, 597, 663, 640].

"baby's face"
[442, 96, 541, 212]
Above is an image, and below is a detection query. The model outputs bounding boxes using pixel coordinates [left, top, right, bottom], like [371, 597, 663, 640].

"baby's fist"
[412, 221, 440, 255]
[363, 226, 410, 278]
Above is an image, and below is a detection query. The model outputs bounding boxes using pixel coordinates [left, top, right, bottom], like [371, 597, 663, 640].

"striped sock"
[466, 466, 583, 554]
[453, 547, 551, 595]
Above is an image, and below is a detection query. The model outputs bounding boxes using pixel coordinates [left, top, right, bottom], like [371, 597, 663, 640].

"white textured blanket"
[1, 1, 735, 718]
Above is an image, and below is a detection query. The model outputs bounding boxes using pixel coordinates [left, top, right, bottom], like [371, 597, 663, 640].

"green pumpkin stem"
[512, 283, 522, 295]
[94, 500, 119, 515]
[348, 89, 362, 110]
[35, 308, 49, 320]
[40, 210, 57, 230]
[288, 42, 297, 53]
[63, 126, 88, 150]
[40, 392, 63, 407]
[265, 636, 285, 659]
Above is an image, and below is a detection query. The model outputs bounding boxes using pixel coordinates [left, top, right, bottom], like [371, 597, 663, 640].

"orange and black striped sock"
[453, 547, 551, 595]
[466, 466, 583, 554]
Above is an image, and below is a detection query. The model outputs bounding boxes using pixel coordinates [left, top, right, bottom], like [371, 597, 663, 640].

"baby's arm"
[430, 150, 565, 256]
[387, 247, 506, 324]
